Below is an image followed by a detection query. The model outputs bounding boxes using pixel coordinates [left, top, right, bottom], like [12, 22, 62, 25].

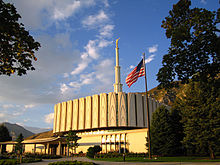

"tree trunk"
[209, 145, 215, 159]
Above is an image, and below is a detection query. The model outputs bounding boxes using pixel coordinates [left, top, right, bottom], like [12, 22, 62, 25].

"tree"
[149, 106, 183, 156]
[0, 0, 40, 76]
[15, 133, 24, 163]
[0, 124, 12, 153]
[66, 131, 81, 155]
[175, 80, 220, 159]
[157, 0, 220, 88]
[87, 145, 102, 158]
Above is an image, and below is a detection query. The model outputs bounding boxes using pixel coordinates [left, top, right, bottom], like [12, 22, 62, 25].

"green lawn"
[93, 156, 220, 162]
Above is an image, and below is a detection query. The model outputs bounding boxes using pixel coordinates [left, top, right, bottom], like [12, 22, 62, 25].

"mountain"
[147, 82, 186, 106]
[24, 126, 52, 134]
[1, 122, 34, 141]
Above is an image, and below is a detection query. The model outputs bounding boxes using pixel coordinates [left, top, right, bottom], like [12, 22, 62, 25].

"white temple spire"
[114, 38, 123, 93]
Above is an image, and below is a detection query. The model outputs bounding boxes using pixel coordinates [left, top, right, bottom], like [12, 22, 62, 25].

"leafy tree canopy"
[0, 0, 40, 76]
[157, 0, 220, 88]
[66, 131, 81, 154]
[0, 124, 11, 142]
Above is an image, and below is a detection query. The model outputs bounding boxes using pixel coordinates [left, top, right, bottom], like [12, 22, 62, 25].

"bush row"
[48, 160, 97, 165]
[0, 158, 42, 165]
[24, 152, 62, 159]
[95, 152, 147, 158]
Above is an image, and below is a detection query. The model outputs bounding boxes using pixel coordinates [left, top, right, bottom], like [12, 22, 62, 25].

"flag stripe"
[126, 59, 145, 87]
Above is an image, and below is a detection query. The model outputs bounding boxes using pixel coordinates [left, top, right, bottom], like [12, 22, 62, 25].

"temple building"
[0, 39, 166, 155]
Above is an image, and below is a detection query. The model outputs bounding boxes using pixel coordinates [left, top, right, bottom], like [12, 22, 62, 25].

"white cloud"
[200, 0, 207, 4]
[44, 113, 54, 124]
[2, 104, 14, 109]
[99, 25, 114, 38]
[95, 59, 114, 85]
[129, 65, 135, 69]
[80, 72, 95, 85]
[60, 83, 69, 94]
[69, 82, 82, 88]
[98, 39, 112, 48]
[85, 40, 99, 59]
[148, 44, 158, 53]
[145, 54, 155, 63]
[71, 62, 89, 75]
[63, 73, 69, 78]
[0, 113, 5, 118]
[82, 10, 109, 28]
[24, 104, 35, 109]
[53, 1, 81, 20]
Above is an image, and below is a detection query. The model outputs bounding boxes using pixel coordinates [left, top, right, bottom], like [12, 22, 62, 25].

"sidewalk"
[23, 157, 220, 165]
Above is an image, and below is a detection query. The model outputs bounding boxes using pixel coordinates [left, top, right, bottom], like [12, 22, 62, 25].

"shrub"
[0, 159, 17, 165]
[48, 160, 96, 165]
[87, 145, 102, 158]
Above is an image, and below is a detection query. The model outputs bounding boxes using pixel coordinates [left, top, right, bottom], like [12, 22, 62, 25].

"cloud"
[0, 33, 79, 105]
[148, 44, 158, 53]
[60, 83, 69, 94]
[24, 104, 35, 109]
[53, 1, 81, 20]
[145, 54, 155, 63]
[71, 61, 89, 75]
[129, 65, 135, 69]
[44, 113, 54, 124]
[2, 104, 14, 109]
[200, 0, 207, 4]
[99, 25, 114, 38]
[85, 40, 99, 59]
[13, 0, 96, 30]
[82, 10, 109, 28]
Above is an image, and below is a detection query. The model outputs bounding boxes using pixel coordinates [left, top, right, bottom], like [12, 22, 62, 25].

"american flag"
[126, 59, 145, 87]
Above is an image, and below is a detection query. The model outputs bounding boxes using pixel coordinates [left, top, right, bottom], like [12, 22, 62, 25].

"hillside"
[147, 83, 186, 106]
[1, 122, 34, 141]
[24, 126, 52, 134]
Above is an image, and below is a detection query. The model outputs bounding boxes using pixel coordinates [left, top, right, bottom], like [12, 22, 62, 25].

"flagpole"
[143, 53, 151, 159]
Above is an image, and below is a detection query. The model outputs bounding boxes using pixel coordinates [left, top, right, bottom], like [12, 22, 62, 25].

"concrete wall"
[54, 92, 164, 133]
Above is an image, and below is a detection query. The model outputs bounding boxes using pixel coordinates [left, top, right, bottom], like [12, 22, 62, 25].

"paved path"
[23, 157, 220, 165]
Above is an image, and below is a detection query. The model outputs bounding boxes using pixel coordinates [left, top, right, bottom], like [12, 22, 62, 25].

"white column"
[114, 38, 123, 93]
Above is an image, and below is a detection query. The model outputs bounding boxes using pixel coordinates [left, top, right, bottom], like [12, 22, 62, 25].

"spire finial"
[116, 38, 120, 48]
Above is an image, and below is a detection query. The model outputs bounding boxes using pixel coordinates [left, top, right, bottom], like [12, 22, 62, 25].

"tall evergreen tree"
[175, 80, 220, 159]
[0, 124, 12, 153]
[150, 106, 173, 156]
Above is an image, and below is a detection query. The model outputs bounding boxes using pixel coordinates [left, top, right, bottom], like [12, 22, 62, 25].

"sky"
[0, 0, 218, 129]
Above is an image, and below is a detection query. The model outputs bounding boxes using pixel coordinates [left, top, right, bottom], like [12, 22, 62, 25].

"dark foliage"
[0, 0, 40, 76]
[157, 0, 220, 88]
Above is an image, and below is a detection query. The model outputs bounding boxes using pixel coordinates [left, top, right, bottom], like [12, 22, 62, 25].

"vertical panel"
[85, 96, 92, 129]
[100, 93, 108, 127]
[92, 95, 100, 128]
[56, 103, 62, 132]
[60, 102, 67, 132]
[66, 100, 73, 131]
[143, 96, 154, 127]
[108, 92, 117, 127]
[118, 92, 127, 127]
[142, 95, 147, 128]
[127, 93, 136, 127]
[78, 98, 85, 130]
[72, 99, 79, 130]
[136, 93, 144, 127]
[53, 104, 57, 133]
